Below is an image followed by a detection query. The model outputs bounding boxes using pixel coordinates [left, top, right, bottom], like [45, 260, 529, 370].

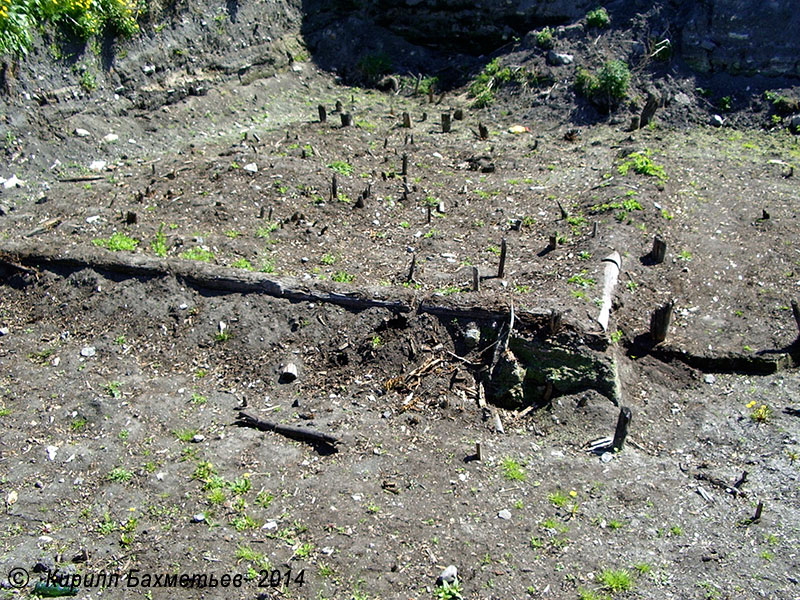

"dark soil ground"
[2, 5, 800, 600]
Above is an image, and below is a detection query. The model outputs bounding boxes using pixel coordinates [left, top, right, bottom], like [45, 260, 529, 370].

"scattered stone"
[0, 204, 9, 216]
[263, 520, 278, 530]
[71, 549, 89, 563]
[102, 133, 119, 143]
[80, 346, 96, 357]
[88, 160, 107, 172]
[497, 509, 512, 520]
[142, 64, 156, 75]
[464, 323, 481, 348]
[2, 175, 25, 189]
[39, 536, 54, 544]
[192, 513, 206, 523]
[709, 114, 725, 127]
[0, 327, 9, 336]
[74, 128, 90, 137]
[436, 565, 458, 586]
[600, 451, 614, 463]
[437, 200, 446, 214]
[243, 162, 258, 173]
[280, 362, 298, 383]
[86, 215, 101, 224]
[704, 374, 716, 384]
[32, 561, 53, 574]
[46, 446, 58, 461]
[547, 50, 574, 65]
[191, 434, 205, 443]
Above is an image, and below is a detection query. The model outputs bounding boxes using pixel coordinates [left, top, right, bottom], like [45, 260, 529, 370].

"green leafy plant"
[231, 258, 253, 270]
[586, 6, 610, 28]
[747, 401, 771, 423]
[331, 270, 355, 283]
[618, 149, 668, 182]
[577, 60, 630, 107]
[93, 232, 139, 251]
[536, 27, 554, 49]
[501, 457, 526, 481]
[327, 160, 354, 177]
[151, 223, 168, 257]
[104, 380, 123, 398]
[107, 467, 133, 483]
[180, 247, 215, 262]
[598, 568, 632, 593]
[434, 579, 463, 600]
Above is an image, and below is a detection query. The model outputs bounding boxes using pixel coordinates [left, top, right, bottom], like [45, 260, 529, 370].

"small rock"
[321, 546, 335, 555]
[39, 536, 54, 544]
[437, 201, 446, 213]
[243, 162, 258, 173]
[547, 50, 574, 66]
[280, 362, 298, 383]
[0, 204, 9, 216]
[155, 471, 166, 480]
[74, 128, 91, 137]
[497, 509, 512, 520]
[88, 160, 107, 172]
[0, 327, 9, 336]
[103, 133, 119, 143]
[600, 451, 614, 463]
[46, 445, 58, 461]
[71, 548, 89, 563]
[142, 64, 156, 75]
[464, 323, 481, 348]
[191, 434, 205, 443]
[3, 175, 25, 189]
[80, 346, 96, 357]
[709, 114, 725, 127]
[437, 565, 458, 586]
[704, 374, 716, 384]
[86, 215, 101, 224]
[192, 513, 206, 523]
[263, 520, 278, 530]
[51, 356, 60, 367]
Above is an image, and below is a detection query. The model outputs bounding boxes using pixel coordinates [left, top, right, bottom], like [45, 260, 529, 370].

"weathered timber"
[650, 236, 667, 264]
[611, 406, 632, 451]
[317, 104, 326, 123]
[340, 112, 352, 127]
[596, 251, 621, 332]
[236, 411, 340, 449]
[441, 112, 451, 133]
[478, 123, 488, 140]
[498, 238, 507, 278]
[639, 91, 660, 128]
[792, 300, 800, 337]
[402, 112, 411, 128]
[649, 300, 674, 343]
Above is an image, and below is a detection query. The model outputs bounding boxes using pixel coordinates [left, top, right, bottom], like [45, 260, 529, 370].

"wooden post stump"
[472, 266, 480, 292]
[612, 407, 632, 451]
[335, 100, 343, 112]
[498, 238, 507, 278]
[401, 153, 408, 177]
[548, 233, 557, 252]
[649, 300, 674, 343]
[318, 104, 327, 123]
[402, 112, 411, 128]
[340, 112, 352, 127]
[454, 108, 464, 120]
[650, 235, 667, 264]
[441, 112, 451, 133]
[478, 123, 488, 140]
[331, 174, 338, 201]
[791, 300, 800, 337]
[640, 92, 660, 129]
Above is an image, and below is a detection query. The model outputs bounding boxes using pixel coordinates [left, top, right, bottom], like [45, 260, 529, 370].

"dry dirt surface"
[2, 22, 800, 600]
